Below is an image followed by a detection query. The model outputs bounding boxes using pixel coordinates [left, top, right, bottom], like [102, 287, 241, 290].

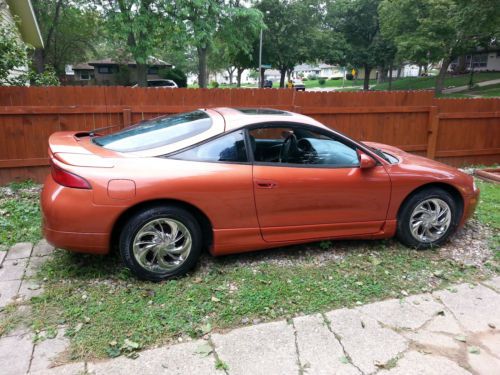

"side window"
[249, 125, 359, 167]
[171, 131, 247, 163]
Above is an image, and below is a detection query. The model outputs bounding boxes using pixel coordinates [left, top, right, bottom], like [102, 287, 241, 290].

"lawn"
[444, 83, 500, 98]
[0, 176, 498, 361]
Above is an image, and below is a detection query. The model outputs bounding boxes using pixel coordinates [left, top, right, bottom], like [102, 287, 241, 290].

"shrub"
[346, 73, 354, 81]
[319, 78, 326, 86]
[210, 80, 219, 88]
[308, 74, 317, 81]
[159, 67, 188, 88]
[302, 77, 308, 81]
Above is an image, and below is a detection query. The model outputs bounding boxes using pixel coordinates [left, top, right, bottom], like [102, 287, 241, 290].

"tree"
[325, 0, 395, 90]
[256, 0, 322, 88]
[0, 22, 28, 85]
[32, 0, 102, 75]
[173, 1, 261, 88]
[379, 0, 500, 94]
[212, 7, 263, 86]
[95, 0, 172, 87]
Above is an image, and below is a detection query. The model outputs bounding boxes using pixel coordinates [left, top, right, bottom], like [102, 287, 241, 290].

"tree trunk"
[388, 63, 393, 91]
[136, 63, 147, 87]
[197, 46, 208, 88]
[279, 68, 286, 88]
[363, 65, 371, 91]
[397, 65, 402, 79]
[227, 67, 235, 85]
[435, 58, 451, 95]
[33, 48, 45, 73]
[260, 68, 265, 88]
[286, 68, 293, 81]
[456, 55, 467, 74]
[418, 65, 422, 76]
[236, 68, 244, 87]
[376, 67, 384, 84]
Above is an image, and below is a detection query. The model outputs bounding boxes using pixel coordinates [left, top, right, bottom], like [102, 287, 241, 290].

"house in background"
[0, 0, 43, 84]
[66, 57, 172, 86]
[450, 52, 500, 72]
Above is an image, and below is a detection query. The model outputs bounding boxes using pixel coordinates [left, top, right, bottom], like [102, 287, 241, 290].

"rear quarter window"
[92, 111, 212, 152]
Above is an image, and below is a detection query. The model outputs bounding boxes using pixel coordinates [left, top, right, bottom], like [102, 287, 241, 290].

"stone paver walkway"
[1, 242, 499, 375]
[442, 78, 500, 94]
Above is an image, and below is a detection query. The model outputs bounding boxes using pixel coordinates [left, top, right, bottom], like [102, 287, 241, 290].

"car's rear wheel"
[397, 187, 460, 249]
[119, 206, 202, 281]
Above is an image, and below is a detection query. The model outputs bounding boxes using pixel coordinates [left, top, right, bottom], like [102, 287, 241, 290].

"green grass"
[373, 72, 500, 92]
[0, 181, 41, 246]
[475, 180, 500, 254]
[443, 83, 500, 98]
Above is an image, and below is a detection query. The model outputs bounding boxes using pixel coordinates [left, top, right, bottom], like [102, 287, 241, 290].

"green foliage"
[210, 80, 219, 88]
[379, 0, 500, 93]
[28, 65, 60, 86]
[256, 0, 327, 86]
[319, 78, 326, 86]
[0, 188, 41, 246]
[114, 65, 132, 86]
[32, 0, 103, 75]
[0, 21, 29, 85]
[159, 67, 188, 88]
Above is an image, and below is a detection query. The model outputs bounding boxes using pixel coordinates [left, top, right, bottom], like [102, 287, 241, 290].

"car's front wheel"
[119, 206, 202, 281]
[397, 187, 460, 249]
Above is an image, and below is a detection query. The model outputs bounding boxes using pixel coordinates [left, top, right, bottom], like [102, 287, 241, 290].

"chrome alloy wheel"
[132, 218, 192, 273]
[409, 198, 452, 243]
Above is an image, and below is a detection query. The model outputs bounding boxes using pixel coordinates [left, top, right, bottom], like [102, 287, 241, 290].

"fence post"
[426, 106, 439, 159]
[122, 108, 131, 128]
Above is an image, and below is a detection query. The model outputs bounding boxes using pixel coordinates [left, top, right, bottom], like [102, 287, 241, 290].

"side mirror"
[358, 150, 376, 169]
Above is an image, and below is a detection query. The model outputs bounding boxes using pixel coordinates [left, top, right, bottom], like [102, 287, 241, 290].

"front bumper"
[460, 187, 480, 226]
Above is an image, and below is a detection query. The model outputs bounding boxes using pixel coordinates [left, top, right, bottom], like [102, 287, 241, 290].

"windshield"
[92, 110, 212, 152]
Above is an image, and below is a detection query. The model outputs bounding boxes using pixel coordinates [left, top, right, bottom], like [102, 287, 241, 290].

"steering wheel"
[279, 133, 299, 163]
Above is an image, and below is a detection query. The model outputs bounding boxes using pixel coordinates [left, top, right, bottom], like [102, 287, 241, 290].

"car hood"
[364, 141, 458, 172]
[363, 141, 474, 196]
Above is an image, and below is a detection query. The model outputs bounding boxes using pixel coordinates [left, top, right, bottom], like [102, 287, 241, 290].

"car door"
[249, 124, 391, 242]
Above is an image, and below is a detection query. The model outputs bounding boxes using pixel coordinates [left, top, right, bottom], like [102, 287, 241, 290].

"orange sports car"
[42, 108, 479, 281]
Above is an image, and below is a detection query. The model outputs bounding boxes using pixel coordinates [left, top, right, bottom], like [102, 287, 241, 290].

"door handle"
[255, 180, 278, 189]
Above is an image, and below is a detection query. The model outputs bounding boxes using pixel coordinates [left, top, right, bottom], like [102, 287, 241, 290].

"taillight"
[51, 163, 91, 189]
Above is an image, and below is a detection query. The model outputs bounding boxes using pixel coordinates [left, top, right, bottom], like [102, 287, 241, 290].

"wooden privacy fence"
[0, 86, 499, 184]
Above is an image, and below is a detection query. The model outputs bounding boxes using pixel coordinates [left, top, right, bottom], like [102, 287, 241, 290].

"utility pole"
[258, 28, 263, 88]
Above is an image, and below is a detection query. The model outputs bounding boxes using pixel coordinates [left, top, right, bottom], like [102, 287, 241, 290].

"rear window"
[92, 111, 211, 152]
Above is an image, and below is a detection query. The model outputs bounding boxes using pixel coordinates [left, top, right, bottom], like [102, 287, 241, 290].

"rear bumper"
[41, 175, 122, 254]
[43, 227, 109, 254]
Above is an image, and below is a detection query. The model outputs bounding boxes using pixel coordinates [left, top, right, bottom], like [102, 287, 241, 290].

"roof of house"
[6, 0, 43, 48]
[88, 57, 171, 67]
[72, 63, 94, 71]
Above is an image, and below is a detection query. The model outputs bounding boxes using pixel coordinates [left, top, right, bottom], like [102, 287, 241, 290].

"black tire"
[396, 187, 460, 249]
[119, 206, 202, 281]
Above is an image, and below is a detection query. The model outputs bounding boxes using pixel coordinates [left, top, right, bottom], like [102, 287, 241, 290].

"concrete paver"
[0, 248, 7, 264]
[434, 284, 500, 332]
[25, 255, 49, 278]
[6, 242, 33, 260]
[425, 311, 464, 334]
[32, 239, 55, 257]
[88, 340, 218, 375]
[29, 363, 85, 375]
[30, 329, 70, 373]
[212, 320, 298, 375]
[293, 314, 360, 375]
[18, 279, 44, 301]
[482, 276, 500, 293]
[0, 333, 34, 375]
[0, 280, 22, 307]
[467, 349, 500, 375]
[379, 351, 471, 374]
[0, 258, 28, 281]
[325, 308, 408, 374]
[357, 293, 442, 330]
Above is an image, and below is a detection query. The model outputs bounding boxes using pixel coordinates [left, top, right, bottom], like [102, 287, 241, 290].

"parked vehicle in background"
[263, 80, 273, 88]
[132, 79, 178, 88]
[42, 108, 479, 281]
[293, 79, 306, 91]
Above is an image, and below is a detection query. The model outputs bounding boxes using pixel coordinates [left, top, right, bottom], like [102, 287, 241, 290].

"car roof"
[210, 107, 328, 132]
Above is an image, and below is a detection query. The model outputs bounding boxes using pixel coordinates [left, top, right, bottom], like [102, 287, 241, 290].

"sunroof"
[236, 108, 291, 115]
